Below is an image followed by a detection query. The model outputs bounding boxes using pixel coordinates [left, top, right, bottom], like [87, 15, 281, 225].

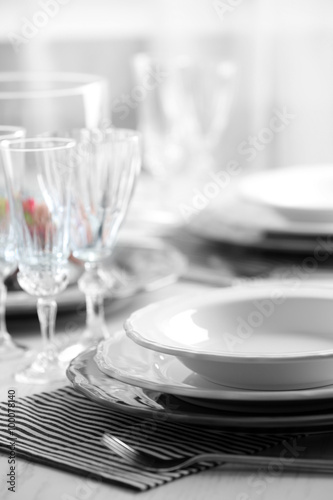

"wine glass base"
[15, 352, 67, 384]
[0, 334, 28, 360]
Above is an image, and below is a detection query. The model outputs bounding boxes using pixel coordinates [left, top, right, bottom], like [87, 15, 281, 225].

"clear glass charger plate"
[5, 236, 186, 315]
[67, 347, 333, 432]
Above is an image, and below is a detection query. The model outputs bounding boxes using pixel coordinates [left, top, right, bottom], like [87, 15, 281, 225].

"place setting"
[5, 281, 333, 491]
[66, 283, 333, 432]
[187, 163, 333, 253]
[9, 279, 333, 491]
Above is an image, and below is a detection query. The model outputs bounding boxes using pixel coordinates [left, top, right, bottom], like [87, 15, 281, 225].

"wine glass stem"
[37, 298, 57, 361]
[86, 293, 105, 335]
[0, 281, 9, 339]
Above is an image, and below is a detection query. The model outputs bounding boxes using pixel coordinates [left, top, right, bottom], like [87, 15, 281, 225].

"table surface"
[1, 280, 333, 500]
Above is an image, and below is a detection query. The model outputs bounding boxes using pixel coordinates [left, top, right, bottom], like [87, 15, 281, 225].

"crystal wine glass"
[0, 125, 26, 359]
[69, 128, 141, 350]
[0, 137, 76, 383]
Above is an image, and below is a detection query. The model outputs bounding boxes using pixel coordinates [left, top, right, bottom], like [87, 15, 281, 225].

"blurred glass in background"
[132, 54, 236, 177]
[0, 73, 109, 134]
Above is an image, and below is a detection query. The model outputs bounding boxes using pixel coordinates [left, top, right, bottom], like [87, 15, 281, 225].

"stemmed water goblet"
[0, 137, 76, 382]
[133, 54, 237, 176]
[0, 125, 26, 359]
[64, 128, 141, 353]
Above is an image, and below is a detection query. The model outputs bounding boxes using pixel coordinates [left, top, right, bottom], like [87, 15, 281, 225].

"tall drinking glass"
[0, 72, 109, 134]
[69, 128, 141, 348]
[0, 126, 26, 359]
[0, 137, 76, 383]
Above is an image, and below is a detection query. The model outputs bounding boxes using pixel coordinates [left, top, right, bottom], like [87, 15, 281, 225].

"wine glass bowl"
[0, 137, 76, 382]
[0, 125, 26, 359]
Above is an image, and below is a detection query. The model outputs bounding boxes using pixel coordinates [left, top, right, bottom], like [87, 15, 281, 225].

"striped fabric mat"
[0, 386, 296, 491]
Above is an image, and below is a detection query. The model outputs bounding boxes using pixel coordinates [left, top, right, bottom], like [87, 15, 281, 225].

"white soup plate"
[124, 286, 333, 391]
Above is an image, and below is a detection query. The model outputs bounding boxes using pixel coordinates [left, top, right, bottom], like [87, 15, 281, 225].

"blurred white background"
[1, 0, 333, 171]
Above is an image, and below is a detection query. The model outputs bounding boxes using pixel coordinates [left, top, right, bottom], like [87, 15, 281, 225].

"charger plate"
[67, 347, 333, 431]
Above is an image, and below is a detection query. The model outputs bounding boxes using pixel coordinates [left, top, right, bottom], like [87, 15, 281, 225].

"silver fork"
[102, 433, 333, 473]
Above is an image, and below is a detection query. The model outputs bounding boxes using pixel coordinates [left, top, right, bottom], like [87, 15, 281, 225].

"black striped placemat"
[0, 386, 297, 491]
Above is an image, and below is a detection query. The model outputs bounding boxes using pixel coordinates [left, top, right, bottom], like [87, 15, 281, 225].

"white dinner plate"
[95, 330, 333, 403]
[186, 184, 333, 252]
[68, 347, 333, 430]
[125, 285, 333, 390]
[5, 236, 186, 315]
[239, 165, 333, 223]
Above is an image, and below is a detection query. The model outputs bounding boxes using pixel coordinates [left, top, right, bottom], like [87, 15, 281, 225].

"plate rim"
[125, 286, 333, 362]
[96, 332, 333, 403]
[66, 347, 333, 430]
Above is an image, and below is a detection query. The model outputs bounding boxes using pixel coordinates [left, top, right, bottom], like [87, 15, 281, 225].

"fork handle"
[157, 453, 333, 473]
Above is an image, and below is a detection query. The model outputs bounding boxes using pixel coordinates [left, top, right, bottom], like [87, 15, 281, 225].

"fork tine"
[102, 433, 163, 468]
[103, 434, 139, 462]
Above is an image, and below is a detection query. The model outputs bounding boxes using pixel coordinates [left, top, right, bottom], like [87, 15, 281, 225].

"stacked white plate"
[97, 285, 333, 392]
[187, 164, 333, 252]
[67, 284, 333, 430]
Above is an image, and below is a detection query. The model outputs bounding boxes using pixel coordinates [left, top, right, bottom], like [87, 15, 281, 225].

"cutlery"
[102, 434, 333, 473]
